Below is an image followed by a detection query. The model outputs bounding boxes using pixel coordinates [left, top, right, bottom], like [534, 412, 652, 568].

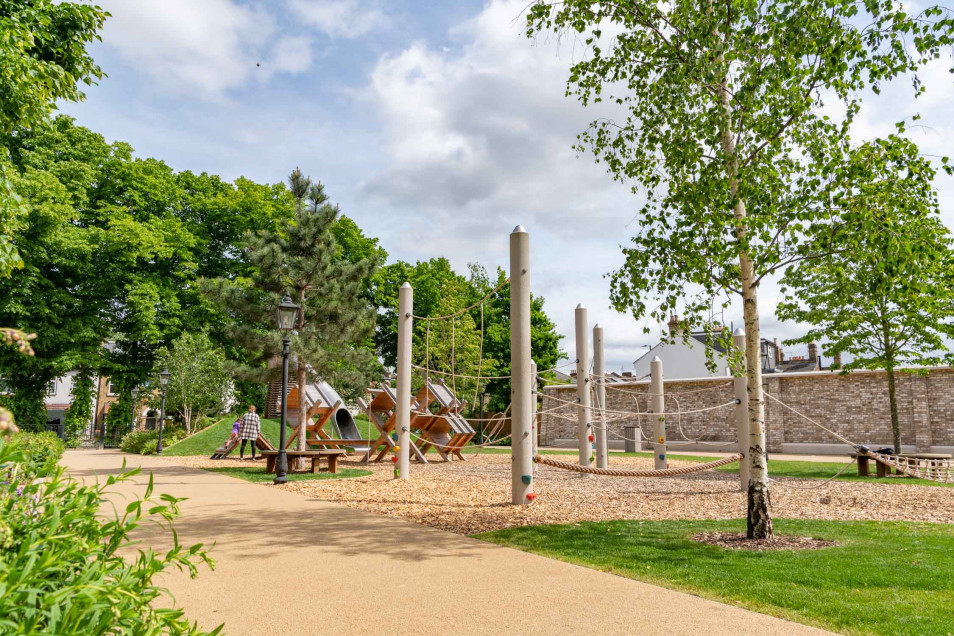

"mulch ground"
[692, 531, 837, 551]
[162, 453, 954, 535]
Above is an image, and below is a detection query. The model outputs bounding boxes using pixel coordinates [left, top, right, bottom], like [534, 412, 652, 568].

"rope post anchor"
[575, 304, 592, 475]
[593, 323, 609, 469]
[651, 356, 666, 470]
[395, 282, 413, 480]
[510, 225, 534, 504]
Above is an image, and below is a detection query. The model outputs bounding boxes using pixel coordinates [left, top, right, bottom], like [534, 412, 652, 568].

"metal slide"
[311, 381, 370, 453]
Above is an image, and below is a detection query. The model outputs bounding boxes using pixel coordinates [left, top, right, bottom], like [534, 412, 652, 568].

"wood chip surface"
[163, 453, 954, 535]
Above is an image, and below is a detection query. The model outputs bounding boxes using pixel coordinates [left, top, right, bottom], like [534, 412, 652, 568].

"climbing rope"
[411, 277, 510, 321]
[767, 458, 858, 490]
[539, 389, 738, 417]
[533, 453, 743, 477]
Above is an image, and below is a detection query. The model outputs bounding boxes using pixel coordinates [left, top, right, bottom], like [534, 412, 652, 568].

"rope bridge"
[533, 453, 743, 477]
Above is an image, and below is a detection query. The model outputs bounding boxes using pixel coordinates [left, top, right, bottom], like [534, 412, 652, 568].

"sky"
[60, 0, 954, 372]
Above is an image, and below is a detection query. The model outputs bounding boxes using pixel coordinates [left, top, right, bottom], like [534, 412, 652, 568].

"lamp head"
[277, 295, 300, 333]
[159, 368, 171, 388]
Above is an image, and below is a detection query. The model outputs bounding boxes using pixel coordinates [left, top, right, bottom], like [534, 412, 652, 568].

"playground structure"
[359, 380, 476, 463]
[282, 380, 370, 454]
[251, 225, 953, 493]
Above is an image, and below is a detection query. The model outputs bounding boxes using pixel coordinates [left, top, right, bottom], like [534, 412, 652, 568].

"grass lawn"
[472, 447, 949, 487]
[477, 519, 954, 636]
[162, 412, 377, 456]
[203, 465, 371, 483]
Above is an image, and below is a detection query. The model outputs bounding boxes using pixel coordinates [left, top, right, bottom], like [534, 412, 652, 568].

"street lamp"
[156, 368, 170, 455]
[130, 386, 140, 434]
[275, 295, 300, 484]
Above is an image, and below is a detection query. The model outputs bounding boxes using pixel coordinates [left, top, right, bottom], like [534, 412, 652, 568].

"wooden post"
[510, 226, 534, 504]
[593, 323, 608, 468]
[651, 356, 666, 469]
[530, 360, 538, 461]
[733, 328, 750, 490]
[396, 282, 413, 480]
[575, 305, 592, 469]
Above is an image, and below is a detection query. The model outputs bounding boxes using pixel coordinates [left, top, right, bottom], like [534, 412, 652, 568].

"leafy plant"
[7, 431, 63, 477]
[0, 436, 219, 634]
[119, 427, 186, 455]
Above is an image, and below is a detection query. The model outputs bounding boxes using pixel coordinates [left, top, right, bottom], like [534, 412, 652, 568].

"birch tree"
[526, 0, 953, 538]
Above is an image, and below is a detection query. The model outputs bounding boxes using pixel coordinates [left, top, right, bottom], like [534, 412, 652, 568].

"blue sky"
[60, 0, 954, 371]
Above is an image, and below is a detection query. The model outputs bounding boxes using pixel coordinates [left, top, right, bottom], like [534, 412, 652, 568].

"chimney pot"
[808, 341, 818, 362]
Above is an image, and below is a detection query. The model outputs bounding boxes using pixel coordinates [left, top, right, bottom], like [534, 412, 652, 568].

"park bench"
[850, 452, 952, 478]
[260, 449, 346, 474]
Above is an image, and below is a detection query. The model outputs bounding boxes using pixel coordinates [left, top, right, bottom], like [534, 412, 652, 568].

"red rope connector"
[526, 493, 536, 501]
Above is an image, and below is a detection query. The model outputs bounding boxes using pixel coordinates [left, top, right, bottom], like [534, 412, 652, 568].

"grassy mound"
[162, 413, 375, 456]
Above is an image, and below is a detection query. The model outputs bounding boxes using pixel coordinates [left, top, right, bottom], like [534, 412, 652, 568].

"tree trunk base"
[747, 481, 774, 539]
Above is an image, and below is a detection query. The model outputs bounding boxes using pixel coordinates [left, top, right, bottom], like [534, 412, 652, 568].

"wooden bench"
[850, 452, 952, 477]
[260, 449, 347, 474]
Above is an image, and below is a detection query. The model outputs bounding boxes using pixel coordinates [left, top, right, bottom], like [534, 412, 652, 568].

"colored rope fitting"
[526, 492, 536, 501]
[391, 456, 397, 463]
[393, 445, 400, 451]
[521, 474, 532, 485]
[393, 468, 400, 478]
[587, 434, 594, 442]
[391, 432, 398, 441]
[589, 454, 595, 463]
[658, 453, 666, 461]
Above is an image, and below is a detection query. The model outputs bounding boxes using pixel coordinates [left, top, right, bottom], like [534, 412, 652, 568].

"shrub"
[0, 437, 219, 634]
[7, 431, 64, 477]
[119, 427, 186, 455]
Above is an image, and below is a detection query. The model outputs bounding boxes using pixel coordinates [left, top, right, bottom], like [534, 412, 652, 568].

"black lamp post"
[156, 368, 170, 455]
[130, 386, 140, 435]
[274, 295, 300, 484]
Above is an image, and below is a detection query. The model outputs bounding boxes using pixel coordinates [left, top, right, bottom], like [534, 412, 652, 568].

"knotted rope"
[533, 453, 743, 477]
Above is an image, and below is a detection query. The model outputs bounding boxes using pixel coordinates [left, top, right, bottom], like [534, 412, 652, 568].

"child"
[225, 419, 241, 448]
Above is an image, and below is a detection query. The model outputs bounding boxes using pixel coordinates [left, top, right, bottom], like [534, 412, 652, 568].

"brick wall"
[540, 368, 954, 453]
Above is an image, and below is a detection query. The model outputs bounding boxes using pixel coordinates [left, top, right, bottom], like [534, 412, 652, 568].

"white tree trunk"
[718, 74, 774, 539]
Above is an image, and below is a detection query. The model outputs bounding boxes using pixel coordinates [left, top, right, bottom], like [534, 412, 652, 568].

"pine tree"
[205, 168, 379, 467]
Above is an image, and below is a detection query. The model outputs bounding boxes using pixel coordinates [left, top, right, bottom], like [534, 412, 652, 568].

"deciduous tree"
[526, 0, 953, 539]
[777, 137, 954, 454]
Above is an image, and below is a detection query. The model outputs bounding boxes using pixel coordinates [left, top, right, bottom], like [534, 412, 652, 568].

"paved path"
[63, 450, 832, 636]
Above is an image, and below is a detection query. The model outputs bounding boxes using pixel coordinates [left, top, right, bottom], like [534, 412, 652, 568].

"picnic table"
[260, 449, 346, 474]
[850, 452, 952, 478]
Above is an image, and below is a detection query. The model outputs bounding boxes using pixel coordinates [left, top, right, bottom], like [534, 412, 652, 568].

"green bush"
[119, 427, 186, 455]
[0, 436, 219, 634]
[7, 431, 64, 477]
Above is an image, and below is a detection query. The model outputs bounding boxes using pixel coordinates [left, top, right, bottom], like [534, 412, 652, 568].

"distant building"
[630, 316, 824, 379]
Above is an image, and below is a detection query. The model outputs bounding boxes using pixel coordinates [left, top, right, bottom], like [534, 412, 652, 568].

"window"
[0, 378, 10, 395]
[46, 380, 57, 396]
[107, 381, 119, 396]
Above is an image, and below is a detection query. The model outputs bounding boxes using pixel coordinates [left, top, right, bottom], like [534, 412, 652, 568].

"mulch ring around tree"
[692, 531, 837, 551]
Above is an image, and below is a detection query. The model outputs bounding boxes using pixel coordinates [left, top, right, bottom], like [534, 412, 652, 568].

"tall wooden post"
[593, 323, 608, 468]
[530, 360, 538, 461]
[651, 356, 666, 469]
[733, 328, 750, 490]
[575, 305, 592, 468]
[510, 226, 534, 504]
[395, 282, 413, 480]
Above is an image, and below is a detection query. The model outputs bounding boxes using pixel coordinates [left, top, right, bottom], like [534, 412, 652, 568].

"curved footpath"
[63, 450, 833, 636]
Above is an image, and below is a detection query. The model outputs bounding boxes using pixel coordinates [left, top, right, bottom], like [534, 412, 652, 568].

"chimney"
[774, 338, 784, 362]
[833, 352, 842, 369]
[808, 341, 818, 362]
[668, 314, 683, 335]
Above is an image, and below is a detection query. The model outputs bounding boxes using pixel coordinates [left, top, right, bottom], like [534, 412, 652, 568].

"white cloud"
[358, 0, 645, 367]
[357, 0, 954, 370]
[288, 0, 389, 38]
[97, 0, 312, 99]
